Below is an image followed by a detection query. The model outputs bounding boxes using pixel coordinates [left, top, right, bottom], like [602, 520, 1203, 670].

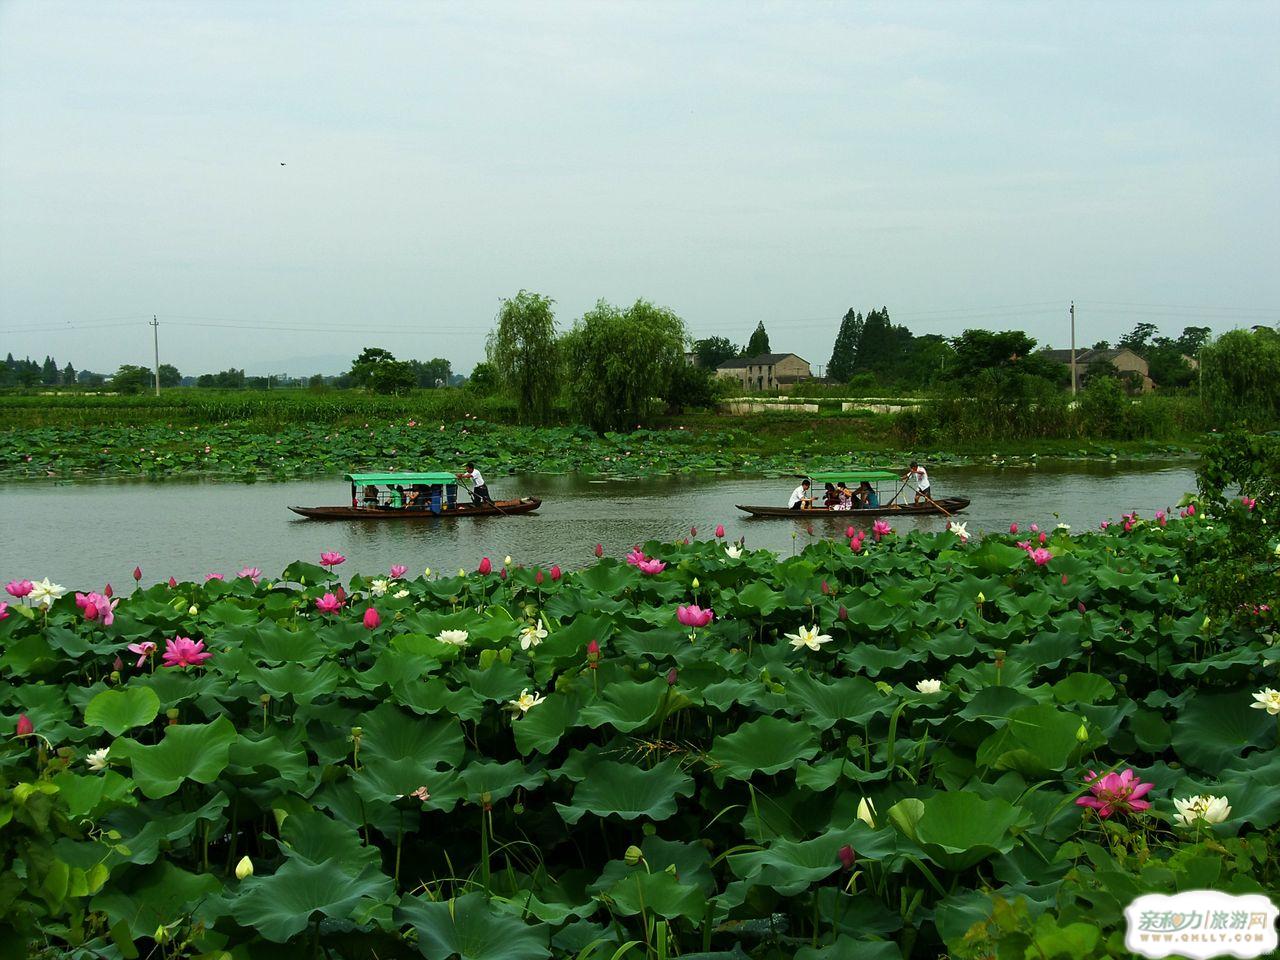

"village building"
[1041, 347, 1154, 392]
[715, 353, 813, 392]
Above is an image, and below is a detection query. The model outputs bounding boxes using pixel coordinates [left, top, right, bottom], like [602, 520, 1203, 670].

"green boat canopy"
[807, 470, 899, 484]
[344, 472, 458, 486]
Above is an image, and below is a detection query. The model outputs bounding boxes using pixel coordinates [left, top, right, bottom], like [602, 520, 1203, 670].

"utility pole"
[150, 315, 160, 396]
[1069, 301, 1077, 396]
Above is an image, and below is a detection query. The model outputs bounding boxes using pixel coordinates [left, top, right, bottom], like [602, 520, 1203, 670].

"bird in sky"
[280, 162, 286, 166]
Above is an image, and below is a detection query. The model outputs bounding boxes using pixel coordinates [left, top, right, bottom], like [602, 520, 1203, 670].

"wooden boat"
[290, 472, 541, 520]
[737, 468, 969, 518]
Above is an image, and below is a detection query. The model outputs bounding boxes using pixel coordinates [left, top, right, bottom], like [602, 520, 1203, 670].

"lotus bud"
[513, 802, 525, 815]
[350, 726, 363, 744]
[1009, 522, 1018, 534]
[424, 567, 431, 577]
[188, 604, 199, 616]
[363, 607, 381, 630]
[1078, 602, 1086, 614]
[666, 667, 678, 687]
[1061, 574, 1068, 585]
[838, 844, 856, 870]
[1201, 615, 1211, 631]
[113, 655, 124, 672]
[535, 570, 544, 585]
[715, 524, 725, 538]
[856, 797, 876, 828]
[594, 543, 603, 558]
[690, 526, 697, 537]
[499, 568, 507, 580]
[235, 856, 254, 880]
[166, 708, 179, 726]
[504, 556, 512, 567]
[550, 565, 562, 581]
[154, 925, 171, 945]
[103, 583, 113, 598]
[481, 791, 493, 811]
[259, 693, 271, 705]
[976, 591, 985, 604]
[133, 566, 142, 582]
[838, 605, 848, 621]
[624, 845, 644, 866]
[1076, 722, 1089, 743]
[168, 576, 177, 588]
[664, 863, 677, 876]
[15, 714, 33, 736]
[1173, 573, 1179, 584]
[478, 557, 492, 575]
[821, 580, 830, 595]
[691, 577, 700, 589]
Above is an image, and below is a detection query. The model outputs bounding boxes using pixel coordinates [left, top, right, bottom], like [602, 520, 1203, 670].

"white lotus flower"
[519, 619, 548, 651]
[368, 578, 390, 597]
[1056, 523, 1071, 531]
[1251, 687, 1280, 715]
[725, 544, 743, 559]
[785, 625, 833, 652]
[856, 797, 877, 828]
[235, 855, 254, 880]
[437, 629, 469, 647]
[188, 604, 199, 616]
[509, 688, 546, 714]
[393, 589, 410, 599]
[504, 555, 513, 567]
[916, 678, 943, 695]
[1172, 794, 1231, 827]
[86, 748, 110, 772]
[29, 578, 66, 609]
[947, 521, 968, 541]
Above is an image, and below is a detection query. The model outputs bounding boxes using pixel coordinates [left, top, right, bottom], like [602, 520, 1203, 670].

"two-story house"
[714, 353, 813, 392]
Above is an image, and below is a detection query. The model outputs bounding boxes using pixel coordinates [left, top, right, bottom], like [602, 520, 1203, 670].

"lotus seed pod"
[624, 845, 644, 866]
[235, 856, 254, 880]
[642, 823, 656, 837]
[512, 802, 525, 815]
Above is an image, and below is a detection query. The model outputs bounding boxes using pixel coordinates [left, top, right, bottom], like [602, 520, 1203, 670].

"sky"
[1, 0, 1277, 378]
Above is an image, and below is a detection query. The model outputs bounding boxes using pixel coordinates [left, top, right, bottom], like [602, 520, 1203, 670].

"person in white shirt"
[788, 478, 812, 510]
[458, 462, 491, 504]
[902, 461, 931, 504]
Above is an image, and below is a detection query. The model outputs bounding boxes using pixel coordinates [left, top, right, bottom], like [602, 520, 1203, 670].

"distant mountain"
[240, 354, 351, 377]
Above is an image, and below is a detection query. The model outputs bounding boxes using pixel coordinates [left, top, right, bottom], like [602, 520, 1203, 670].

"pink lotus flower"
[1009, 522, 1018, 535]
[204, 573, 224, 581]
[168, 576, 178, 588]
[478, 557, 492, 575]
[162, 636, 212, 668]
[6, 580, 33, 599]
[75, 591, 118, 626]
[1075, 769, 1153, 818]
[1100, 520, 1110, 530]
[594, 543, 603, 558]
[1038, 532, 1048, 545]
[315, 593, 342, 614]
[363, 607, 381, 630]
[320, 552, 346, 568]
[550, 565, 562, 581]
[133, 566, 142, 582]
[872, 520, 892, 541]
[390, 564, 407, 579]
[0, 602, 7, 621]
[625, 548, 645, 567]
[1030, 524, 1039, 533]
[586, 638, 601, 669]
[715, 524, 725, 538]
[15, 714, 33, 736]
[677, 604, 714, 628]
[1029, 548, 1052, 567]
[1016, 540, 1031, 551]
[237, 567, 262, 583]
[1241, 496, 1256, 510]
[636, 557, 666, 576]
[127, 641, 156, 668]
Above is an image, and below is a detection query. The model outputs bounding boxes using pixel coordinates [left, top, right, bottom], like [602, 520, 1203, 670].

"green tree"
[40, 356, 58, 385]
[367, 360, 417, 395]
[158, 364, 182, 387]
[61, 362, 76, 385]
[196, 369, 246, 388]
[347, 348, 398, 389]
[693, 336, 740, 369]
[1200, 328, 1280, 427]
[77, 370, 106, 387]
[827, 309, 863, 382]
[410, 358, 452, 388]
[110, 364, 153, 394]
[561, 298, 688, 432]
[1176, 325, 1212, 355]
[745, 322, 770, 356]
[1117, 322, 1159, 356]
[851, 308, 913, 378]
[486, 290, 558, 424]
[466, 362, 499, 396]
[663, 362, 719, 413]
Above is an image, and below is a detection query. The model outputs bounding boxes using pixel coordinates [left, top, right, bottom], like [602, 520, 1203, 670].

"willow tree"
[1200, 327, 1280, 428]
[561, 299, 688, 432]
[486, 291, 559, 424]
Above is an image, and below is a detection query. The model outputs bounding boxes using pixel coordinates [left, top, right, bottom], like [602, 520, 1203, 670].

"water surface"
[2, 463, 1196, 586]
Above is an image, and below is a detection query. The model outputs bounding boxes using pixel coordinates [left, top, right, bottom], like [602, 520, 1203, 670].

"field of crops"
[3, 509, 1277, 958]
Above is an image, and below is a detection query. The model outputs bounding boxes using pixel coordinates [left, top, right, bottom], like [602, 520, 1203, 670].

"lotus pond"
[2, 512, 1279, 959]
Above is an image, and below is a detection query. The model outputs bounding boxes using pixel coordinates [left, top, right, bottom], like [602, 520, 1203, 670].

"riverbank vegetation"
[2, 487, 1276, 958]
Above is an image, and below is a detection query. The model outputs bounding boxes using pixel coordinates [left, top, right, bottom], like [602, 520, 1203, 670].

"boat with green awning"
[289, 471, 541, 520]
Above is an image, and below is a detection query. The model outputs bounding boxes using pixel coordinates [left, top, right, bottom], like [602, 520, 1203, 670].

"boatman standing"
[902, 461, 931, 505]
[789, 478, 812, 511]
[458, 461, 492, 505]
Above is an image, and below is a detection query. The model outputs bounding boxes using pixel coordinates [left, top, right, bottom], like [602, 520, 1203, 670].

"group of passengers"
[788, 479, 879, 510]
[356, 462, 492, 511]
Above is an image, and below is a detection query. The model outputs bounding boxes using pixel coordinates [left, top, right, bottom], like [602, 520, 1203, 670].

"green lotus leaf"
[794, 936, 902, 960]
[976, 704, 1083, 775]
[230, 856, 393, 942]
[103, 793, 229, 865]
[112, 715, 238, 799]
[728, 830, 845, 895]
[1171, 692, 1275, 771]
[358, 702, 464, 769]
[226, 732, 313, 790]
[396, 892, 549, 960]
[967, 541, 1034, 574]
[908, 792, 1025, 870]
[590, 863, 707, 921]
[278, 809, 381, 871]
[91, 861, 221, 940]
[52, 769, 139, 821]
[1052, 673, 1115, 705]
[555, 759, 694, 824]
[711, 715, 820, 781]
[577, 678, 667, 733]
[731, 581, 786, 616]
[83, 685, 161, 736]
[513, 690, 581, 755]
[460, 759, 545, 803]
[251, 660, 343, 704]
[243, 621, 327, 664]
[785, 674, 885, 730]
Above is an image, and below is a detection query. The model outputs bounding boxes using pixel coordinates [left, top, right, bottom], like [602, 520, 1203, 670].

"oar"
[461, 477, 510, 517]
[885, 479, 909, 506]
[920, 491, 953, 519]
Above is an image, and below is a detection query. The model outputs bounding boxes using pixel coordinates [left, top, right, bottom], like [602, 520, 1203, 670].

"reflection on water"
[2, 462, 1197, 587]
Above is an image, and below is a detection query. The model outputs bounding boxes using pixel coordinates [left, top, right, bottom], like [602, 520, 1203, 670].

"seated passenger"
[389, 484, 404, 509]
[362, 485, 380, 508]
[822, 483, 840, 508]
[859, 481, 879, 508]
[835, 483, 853, 510]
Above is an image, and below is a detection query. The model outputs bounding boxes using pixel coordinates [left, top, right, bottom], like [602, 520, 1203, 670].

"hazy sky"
[1, 0, 1277, 377]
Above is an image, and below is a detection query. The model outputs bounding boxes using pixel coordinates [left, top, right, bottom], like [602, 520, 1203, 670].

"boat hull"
[289, 498, 542, 520]
[736, 497, 970, 518]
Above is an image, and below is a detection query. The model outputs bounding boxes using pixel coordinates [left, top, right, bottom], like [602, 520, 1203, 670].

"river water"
[2, 462, 1196, 587]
